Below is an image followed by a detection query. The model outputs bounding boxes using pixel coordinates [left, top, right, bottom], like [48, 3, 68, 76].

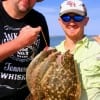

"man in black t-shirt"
[0, 0, 50, 99]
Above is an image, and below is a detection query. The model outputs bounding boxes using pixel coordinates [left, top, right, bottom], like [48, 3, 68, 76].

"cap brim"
[60, 9, 85, 16]
[37, 0, 44, 2]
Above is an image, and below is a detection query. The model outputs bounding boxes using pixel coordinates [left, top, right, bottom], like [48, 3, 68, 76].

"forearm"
[0, 38, 23, 61]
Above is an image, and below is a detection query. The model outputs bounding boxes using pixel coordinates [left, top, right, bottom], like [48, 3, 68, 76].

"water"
[50, 36, 65, 47]
[50, 35, 94, 47]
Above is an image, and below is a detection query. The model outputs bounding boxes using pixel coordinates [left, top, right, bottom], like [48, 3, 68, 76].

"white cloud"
[35, 6, 58, 14]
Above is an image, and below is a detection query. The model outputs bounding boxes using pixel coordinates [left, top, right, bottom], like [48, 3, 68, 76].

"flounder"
[26, 48, 81, 100]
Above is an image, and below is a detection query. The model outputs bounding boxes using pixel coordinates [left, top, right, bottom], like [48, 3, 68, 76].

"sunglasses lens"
[61, 15, 71, 22]
[74, 15, 85, 22]
[61, 15, 85, 22]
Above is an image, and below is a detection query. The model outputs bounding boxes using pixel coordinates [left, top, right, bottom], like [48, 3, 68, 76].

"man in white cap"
[56, 0, 100, 100]
[0, 0, 50, 99]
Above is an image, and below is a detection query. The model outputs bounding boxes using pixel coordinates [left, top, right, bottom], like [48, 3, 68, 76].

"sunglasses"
[61, 14, 85, 22]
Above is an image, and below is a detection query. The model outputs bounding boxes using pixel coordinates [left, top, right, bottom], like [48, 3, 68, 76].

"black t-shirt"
[0, 1, 50, 98]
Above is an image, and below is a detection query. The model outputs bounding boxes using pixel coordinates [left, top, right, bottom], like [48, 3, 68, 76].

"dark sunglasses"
[61, 14, 85, 22]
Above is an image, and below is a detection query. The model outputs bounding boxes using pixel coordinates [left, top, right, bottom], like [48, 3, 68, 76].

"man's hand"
[17, 25, 41, 47]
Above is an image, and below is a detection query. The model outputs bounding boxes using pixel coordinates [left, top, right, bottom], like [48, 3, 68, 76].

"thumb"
[34, 26, 42, 33]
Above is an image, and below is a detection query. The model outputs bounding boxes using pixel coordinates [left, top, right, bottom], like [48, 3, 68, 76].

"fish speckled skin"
[26, 49, 81, 100]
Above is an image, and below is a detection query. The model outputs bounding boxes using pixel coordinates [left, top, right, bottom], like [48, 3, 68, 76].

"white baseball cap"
[59, 0, 87, 16]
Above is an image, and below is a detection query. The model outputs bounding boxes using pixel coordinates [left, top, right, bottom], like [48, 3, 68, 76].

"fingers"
[20, 25, 41, 34]
[17, 25, 42, 47]
[24, 25, 41, 33]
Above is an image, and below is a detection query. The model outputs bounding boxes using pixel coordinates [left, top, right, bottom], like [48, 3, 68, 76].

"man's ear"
[58, 17, 64, 26]
[84, 17, 89, 26]
[58, 17, 61, 23]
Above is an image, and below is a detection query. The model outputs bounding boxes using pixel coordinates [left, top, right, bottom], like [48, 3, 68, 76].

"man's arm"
[0, 25, 41, 61]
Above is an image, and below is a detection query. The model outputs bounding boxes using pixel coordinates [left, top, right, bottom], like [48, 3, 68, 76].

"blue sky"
[35, 0, 100, 36]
